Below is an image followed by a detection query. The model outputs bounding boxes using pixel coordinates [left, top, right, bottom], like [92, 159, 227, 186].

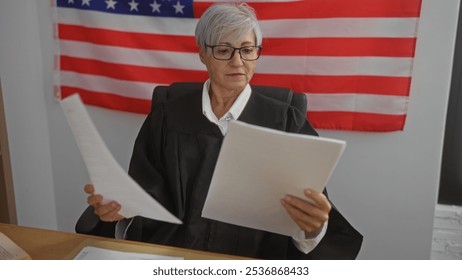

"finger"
[84, 184, 95, 195]
[94, 201, 120, 217]
[87, 194, 103, 207]
[283, 195, 324, 217]
[100, 211, 123, 222]
[282, 194, 330, 229]
[303, 189, 332, 212]
[95, 201, 120, 216]
[281, 199, 325, 232]
[100, 205, 124, 222]
[283, 195, 328, 222]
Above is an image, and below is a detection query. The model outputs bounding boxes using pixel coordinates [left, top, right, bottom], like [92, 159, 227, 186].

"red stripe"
[61, 86, 407, 131]
[60, 56, 411, 96]
[252, 74, 411, 96]
[61, 86, 151, 114]
[59, 24, 417, 57]
[263, 37, 417, 57]
[58, 24, 198, 53]
[307, 111, 406, 132]
[194, 0, 422, 19]
[60, 56, 209, 84]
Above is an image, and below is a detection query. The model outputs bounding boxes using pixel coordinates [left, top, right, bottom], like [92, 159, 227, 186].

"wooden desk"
[0, 223, 246, 260]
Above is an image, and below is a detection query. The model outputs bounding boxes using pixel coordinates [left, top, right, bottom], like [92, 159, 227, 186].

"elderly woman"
[82, 3, 362, 259]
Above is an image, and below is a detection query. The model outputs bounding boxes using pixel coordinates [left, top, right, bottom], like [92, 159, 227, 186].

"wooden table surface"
[0, 223, 247, 260]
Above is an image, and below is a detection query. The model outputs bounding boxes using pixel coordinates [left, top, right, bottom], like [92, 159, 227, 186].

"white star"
[173, 1, 184, 14]
[150, 0, 161, 13]
[81, 0, 91, 6]
[128, 0, 139, 12]
[67, 0, 75, 4]
[105, 0, 117, 10]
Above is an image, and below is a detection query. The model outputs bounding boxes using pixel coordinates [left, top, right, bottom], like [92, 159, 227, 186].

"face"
[199, 31, 258, 93]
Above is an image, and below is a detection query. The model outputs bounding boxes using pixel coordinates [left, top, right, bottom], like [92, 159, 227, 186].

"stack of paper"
[202, 121, 346, 237]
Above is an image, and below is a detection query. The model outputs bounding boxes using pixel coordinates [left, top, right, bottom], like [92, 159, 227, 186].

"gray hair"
[195, 2, 262, 50]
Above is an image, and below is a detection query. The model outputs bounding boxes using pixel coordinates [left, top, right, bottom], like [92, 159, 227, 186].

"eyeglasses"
[205, 44, 262, 61]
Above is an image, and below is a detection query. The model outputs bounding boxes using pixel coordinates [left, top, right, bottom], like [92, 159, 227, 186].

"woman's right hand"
[84, 184, 124, 222]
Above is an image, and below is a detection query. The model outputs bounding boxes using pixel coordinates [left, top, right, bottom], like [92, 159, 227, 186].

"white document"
[60, 94, 181, 224]
[0, 233, 31, 260]
[73, 246, 183, 260]
[202, 120, 345, 237]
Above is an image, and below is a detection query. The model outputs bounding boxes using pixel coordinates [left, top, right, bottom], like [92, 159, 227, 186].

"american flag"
[53, 0, 422, 132]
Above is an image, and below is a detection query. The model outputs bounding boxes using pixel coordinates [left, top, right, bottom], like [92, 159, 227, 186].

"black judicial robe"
[122, 83, 363, 259]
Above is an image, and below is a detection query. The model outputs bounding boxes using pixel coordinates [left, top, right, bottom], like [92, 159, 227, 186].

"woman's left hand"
[281, 189, 331, 236]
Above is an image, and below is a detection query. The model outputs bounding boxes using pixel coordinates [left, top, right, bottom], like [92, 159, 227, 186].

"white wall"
[0, 0, 459, 259]
[0, 0, 57, 229]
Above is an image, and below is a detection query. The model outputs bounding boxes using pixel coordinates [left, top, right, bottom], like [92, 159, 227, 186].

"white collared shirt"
[201, 80, 251, 135]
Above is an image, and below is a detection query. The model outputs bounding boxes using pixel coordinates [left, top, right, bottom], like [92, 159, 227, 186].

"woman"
[83, 2, 362, 259]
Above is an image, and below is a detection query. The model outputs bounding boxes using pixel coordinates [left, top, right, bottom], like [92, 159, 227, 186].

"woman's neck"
[209, 88, 240, 119]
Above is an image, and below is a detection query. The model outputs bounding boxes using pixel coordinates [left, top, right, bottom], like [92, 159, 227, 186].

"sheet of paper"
[0, 232, 31, 260]
[60, 94, 181, 224]
[202, 120, 346, 237]
[73, 246, 183, 260]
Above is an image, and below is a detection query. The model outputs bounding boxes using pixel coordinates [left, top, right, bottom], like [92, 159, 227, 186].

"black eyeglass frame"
[205, 44, 262, 61]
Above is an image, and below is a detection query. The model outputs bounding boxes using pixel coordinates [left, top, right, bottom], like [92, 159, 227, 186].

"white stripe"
[306, 93, 408, 115]
[59, 40, 206, 71]
[57, 8, 418, 38]
[57, 7, 198, 35]
[60, 71, 158, 100]
[59, 40, 413, 77]
[261, 18, 419, 38]
[257, 56, 413, 77]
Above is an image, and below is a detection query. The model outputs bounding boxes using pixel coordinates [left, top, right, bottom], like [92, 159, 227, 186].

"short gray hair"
[195, 3, 262, 50]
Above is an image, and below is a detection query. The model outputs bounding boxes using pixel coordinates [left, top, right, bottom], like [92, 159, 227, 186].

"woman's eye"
[242, 47, 253, 54]
[217, 48, 231, 54]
